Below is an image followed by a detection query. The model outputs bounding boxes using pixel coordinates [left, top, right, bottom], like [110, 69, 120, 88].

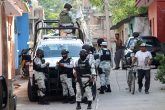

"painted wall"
[123, 24, 129, 43]
[157, 1, 165, 43]
[15, 13, 29, 69]
[148, 1, 157, 37]
[6, 16, 15, 78]
[134, 17, 151, 36]
[148, 0, 165, 43]
[128, 17, 151, 37]
[113, 23, 129, 44]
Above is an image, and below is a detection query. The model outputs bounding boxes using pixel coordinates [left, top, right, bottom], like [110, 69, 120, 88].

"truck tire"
[0, 81, 3, 109]
[28, 79, 38, 102]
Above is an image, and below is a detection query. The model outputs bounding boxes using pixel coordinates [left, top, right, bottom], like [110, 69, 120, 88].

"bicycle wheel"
[131, 74, 135, 94]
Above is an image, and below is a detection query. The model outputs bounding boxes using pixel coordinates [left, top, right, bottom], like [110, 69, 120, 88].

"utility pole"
[104, 0, 111, 48]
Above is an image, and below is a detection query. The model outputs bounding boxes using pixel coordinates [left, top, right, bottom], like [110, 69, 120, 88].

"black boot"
[99, 86, 104, 94]
[63, 96, 68, 103]
[87, 101, 92, 109]
[38, 96, 49, 105]
[82, 97, 88, 104]
[76, 102, 81, 110]
[105, 85, 111, 92]
[69, 96, 76, 104]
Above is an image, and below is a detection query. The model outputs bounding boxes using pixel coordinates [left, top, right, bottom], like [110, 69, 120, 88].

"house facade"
[0, 0, 26, 78]
[110, 14, 151, 43]
[82, 0, 113, 46]
[136, 0, 165, 43]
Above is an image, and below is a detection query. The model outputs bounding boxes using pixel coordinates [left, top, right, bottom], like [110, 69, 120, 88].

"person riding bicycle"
[74, 49, 96, 110]
[130, 32, 143, 53]
[33, 49, 50, 105]
[132, 43, 152, 94]
[125, 32, 143, 66]
[56, 49, 76, 104]
[19, 48, 31, 77]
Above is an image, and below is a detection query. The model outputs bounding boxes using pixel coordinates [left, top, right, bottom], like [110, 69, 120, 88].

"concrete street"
[14, 69, 165, 110]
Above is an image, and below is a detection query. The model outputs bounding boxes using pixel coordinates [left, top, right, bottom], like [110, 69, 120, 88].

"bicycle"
[126, 65, 137, 94]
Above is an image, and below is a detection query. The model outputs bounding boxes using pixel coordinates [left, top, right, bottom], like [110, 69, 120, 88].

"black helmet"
[36, 49, 44, 58]
[97, 38, 104, 47]
[82, 44, 95, 53]
[79, 49, 87, 56]
[82, 44, 91, 51]
[61, 49, 69, 55]
[133, 32, 139, 38]
[64, 3, 72, 9]
[79, 49, 88, 60]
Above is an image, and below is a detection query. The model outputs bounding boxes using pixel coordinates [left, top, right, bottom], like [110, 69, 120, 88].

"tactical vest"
[59, 10, 72, 24]
[100, 49, 111, 61]
[33, 58, 43, 72]
[77, 59, 91, 76]
[59, 58, 73, 78]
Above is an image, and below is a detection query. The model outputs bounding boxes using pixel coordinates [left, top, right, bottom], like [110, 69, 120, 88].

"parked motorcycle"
[19, 48, 31, 77]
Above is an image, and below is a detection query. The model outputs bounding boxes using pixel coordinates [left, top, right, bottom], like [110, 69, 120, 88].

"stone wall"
[133, 17, 151, 36]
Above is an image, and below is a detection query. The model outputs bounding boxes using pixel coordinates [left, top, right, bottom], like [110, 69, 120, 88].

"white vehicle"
[37, 38, 83, 67]
[28, 20, 84, 101]
[28, 37, 83, 101]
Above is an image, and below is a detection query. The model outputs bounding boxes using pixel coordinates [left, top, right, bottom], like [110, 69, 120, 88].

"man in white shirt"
[132, 43, 152, 94]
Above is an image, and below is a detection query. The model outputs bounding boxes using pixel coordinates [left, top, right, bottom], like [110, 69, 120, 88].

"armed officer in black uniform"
[74, 49, 96, 110]
[57, 49, 75, 104]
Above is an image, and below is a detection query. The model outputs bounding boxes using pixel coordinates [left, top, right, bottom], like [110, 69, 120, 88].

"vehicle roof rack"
[33, 19, 84, 48]
[42, 36, 78, 40]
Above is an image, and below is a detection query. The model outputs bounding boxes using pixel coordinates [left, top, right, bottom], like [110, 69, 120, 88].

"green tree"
[90, 0, 103, 7]
[109, 0, 147, 24]
[38, 0, 66, 19]
[89, 0, 147, 24]
[155, 54, 165, 84]
[38, 0, 78, 20]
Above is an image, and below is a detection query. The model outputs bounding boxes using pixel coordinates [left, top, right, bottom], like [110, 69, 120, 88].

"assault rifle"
[74, 67, 84, 96]
[74, 67, 93, 96]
